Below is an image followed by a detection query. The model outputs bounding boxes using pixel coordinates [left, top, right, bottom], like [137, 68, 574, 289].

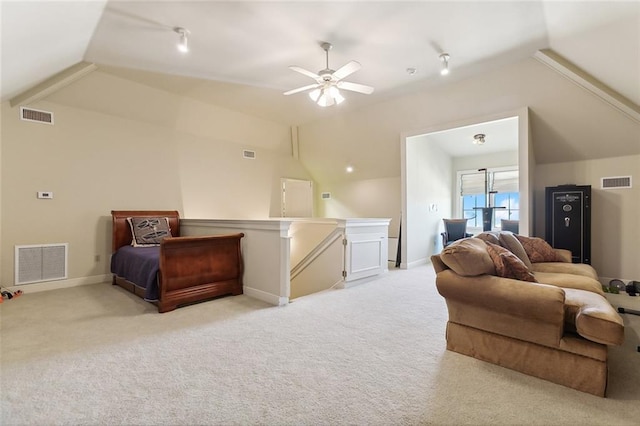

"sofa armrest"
[436, 271, 565, 321]
[553, 248, 572, 263]
[436, 270, 566, 347]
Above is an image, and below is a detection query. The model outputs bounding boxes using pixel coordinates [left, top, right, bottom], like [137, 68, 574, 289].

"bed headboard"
[111, 210, 181, 252]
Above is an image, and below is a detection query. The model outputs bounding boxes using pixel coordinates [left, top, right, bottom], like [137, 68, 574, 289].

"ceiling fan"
[284, 42, 374, 107]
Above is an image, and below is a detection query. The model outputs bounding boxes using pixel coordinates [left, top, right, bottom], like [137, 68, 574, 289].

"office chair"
[501, 219, 519, 234]
[441, 218, 472, 248]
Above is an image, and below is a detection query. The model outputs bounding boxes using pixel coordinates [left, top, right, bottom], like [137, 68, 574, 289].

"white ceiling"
[1, 0, 638, 156]
[421, 117, 519, 158]
[2, 1, 638, 113]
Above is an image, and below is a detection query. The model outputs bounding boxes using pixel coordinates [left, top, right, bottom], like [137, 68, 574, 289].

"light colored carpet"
[1, 265, 639, 425]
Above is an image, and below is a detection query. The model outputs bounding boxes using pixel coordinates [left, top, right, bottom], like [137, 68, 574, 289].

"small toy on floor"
[625, 280, 640, 296]
[0, 288, 23, 302]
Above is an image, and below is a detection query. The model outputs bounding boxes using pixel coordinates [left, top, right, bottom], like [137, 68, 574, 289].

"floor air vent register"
[15, 244, 68, 285]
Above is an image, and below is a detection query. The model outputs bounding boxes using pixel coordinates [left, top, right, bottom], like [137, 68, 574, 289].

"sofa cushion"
[515, 235, 563, 263]
[563, 288, 624, 346]
[486, 242, 537, 282]
[498, 232, 533, 269]
[440, 238, 495, 277]
[532, 262, 599, 281]
[534, 271, 604, 295]
[474, 231, 500, 245]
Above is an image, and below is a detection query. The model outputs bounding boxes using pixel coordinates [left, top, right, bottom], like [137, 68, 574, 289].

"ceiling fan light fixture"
[285, 43, 373, 106]
[309, 88, 321, 102]
[174, 27, 190, 53]
[439, 53, 450, 75]
[473, 133, 486, 145]
[329, 86, 345, 104]
[311, 85, 344, 107]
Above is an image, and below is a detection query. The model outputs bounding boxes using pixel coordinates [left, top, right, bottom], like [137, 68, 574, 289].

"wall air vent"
[15, 243, 68, 285]
[321, 192, 332, 200]
[601, 176, 632, 189]
[20, 106, 54, 125]
[243, 149, 256, 159]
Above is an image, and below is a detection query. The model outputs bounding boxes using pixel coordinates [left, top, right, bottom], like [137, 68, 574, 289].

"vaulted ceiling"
[0, 0, 640, 169]
[2, 1, 638, 128]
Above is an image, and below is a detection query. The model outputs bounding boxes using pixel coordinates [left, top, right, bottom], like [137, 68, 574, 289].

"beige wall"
[315, 177, 400, 237]
[404, 137, 452, 266]
[0, 74, 312, 287]
[535, 155, 640, 281]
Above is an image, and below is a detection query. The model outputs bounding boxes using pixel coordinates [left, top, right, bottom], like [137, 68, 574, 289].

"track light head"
[439, 53, 450, 75]
[174, 27, 190, 53]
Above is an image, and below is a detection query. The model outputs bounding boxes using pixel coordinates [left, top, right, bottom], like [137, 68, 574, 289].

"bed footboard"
[158, 234, 245, 313]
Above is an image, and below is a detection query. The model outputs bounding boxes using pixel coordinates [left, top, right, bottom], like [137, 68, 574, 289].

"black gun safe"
[545, 185, 591, 264]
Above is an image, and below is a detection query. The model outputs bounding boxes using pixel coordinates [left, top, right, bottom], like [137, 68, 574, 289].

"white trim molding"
[534, 49, 640, 123]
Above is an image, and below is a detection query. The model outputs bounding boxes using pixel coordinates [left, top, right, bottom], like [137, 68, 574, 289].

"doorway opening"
[400, 108, 531, 268]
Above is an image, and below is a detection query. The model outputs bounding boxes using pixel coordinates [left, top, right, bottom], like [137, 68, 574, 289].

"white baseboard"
[7, 274, 111, 293]
[243, 286, 288, 306]
[400, 257, 429, 269]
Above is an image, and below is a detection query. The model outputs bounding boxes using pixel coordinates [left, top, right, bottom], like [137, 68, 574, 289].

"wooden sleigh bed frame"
[111, 210, 244, 313]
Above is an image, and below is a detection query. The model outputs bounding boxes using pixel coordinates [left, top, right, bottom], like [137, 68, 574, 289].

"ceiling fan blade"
[337, 81, 375, 95]
[289, 66, 320, 80]
[283, 83, 320, 96]
[333, 61, 361, 80]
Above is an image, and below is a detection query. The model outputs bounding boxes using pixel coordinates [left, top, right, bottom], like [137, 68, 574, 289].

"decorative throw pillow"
[485, 242, 537, 282]
[128, 217, 171, 247]
[515, 235, 563, 263]
[440, 237, 496, 277]
[498, 231, 533, 269]
[474, 231, 500, 246]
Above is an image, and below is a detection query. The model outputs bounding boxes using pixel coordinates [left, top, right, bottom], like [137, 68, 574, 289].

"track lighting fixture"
[174, 27, 190, 53]
[473, 134, 486, 145]
[439, 53, 450, 75]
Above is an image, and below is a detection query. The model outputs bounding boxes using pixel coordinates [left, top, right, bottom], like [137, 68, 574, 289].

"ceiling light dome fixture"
[473, 133, 486, 145]
[439, 53, 450, 75]
[174, 27, 190, 53]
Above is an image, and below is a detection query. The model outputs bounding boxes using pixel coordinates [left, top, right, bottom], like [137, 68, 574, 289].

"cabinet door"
[344, 233, 386, 282]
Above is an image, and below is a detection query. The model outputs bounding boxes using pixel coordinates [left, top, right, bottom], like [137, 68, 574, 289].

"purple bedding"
[110, 246, 160, 301]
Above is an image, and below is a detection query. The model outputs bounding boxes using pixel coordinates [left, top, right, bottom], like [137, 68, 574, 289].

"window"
[459, 167, 519, 229]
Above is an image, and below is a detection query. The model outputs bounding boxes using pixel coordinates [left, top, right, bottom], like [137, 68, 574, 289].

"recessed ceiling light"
[346, 165, 354, 173]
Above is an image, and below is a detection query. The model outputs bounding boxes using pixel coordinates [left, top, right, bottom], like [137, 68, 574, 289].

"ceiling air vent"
[321, 192, 332, 200]
[601, 176, 632, 189]
[20, 106, 54, 125]
[243, 149, 256, 159]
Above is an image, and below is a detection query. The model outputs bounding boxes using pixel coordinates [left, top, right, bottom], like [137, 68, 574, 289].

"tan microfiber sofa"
[431, 232, 624, 396]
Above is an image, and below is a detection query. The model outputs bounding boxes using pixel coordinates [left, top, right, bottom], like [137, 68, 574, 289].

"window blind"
[492, 170, 519, 193]
[461, 169, 518, 195]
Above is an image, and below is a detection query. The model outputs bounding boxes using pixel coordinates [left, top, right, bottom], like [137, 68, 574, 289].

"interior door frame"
[281, 178, 314, 218]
